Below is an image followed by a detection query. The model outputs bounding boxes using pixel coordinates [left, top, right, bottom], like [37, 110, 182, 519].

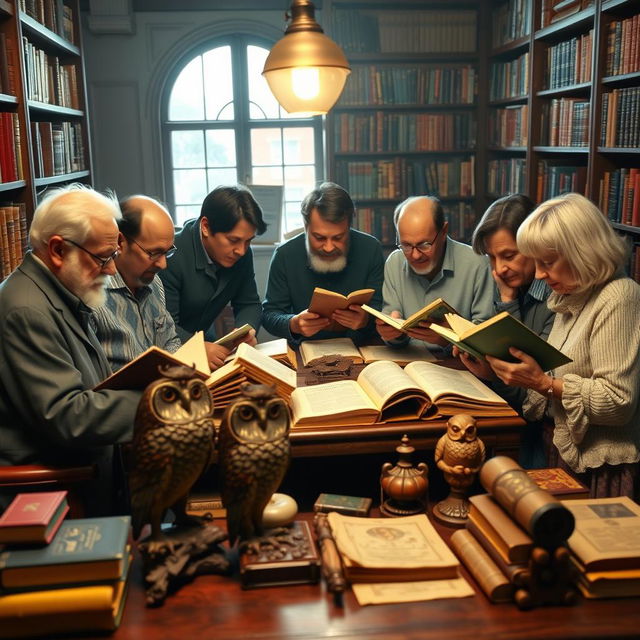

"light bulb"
[291, 67, 320, 100]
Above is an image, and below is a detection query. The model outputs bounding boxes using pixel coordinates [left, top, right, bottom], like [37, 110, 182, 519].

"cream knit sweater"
[523, 276, 640, 473]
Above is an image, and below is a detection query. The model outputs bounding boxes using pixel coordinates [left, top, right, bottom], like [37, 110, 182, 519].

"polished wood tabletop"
[79, 514, 640, 640]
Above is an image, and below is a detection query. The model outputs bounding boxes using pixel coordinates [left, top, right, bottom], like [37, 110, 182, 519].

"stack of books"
[0, 492, 131, 638]
[562, 497, 640, 599]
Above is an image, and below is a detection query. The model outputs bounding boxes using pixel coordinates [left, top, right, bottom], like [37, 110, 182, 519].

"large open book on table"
[290, 360, 515, 429]
[361, 297, 458, 332]
[94, 331, 210, 391]
[308, 286, 375, 332]
[298, 337, 438, 367]
[430, 311, 571, 372]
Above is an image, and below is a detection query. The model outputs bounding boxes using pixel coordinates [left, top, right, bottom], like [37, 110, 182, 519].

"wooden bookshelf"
[0, 0, 92, 282]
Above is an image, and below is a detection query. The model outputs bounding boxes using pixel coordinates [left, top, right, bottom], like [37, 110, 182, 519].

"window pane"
[175, 205, 201, 227]
[169, 57, 204, 121]
[203, 46, 234, 120]
[174, 169, 208, 205]
[205, 130, 236, 167]
[284, 200, 303, 234]
[251, 128, 282, 166]
[171, 130, 205, 168]
[252, 166, 283, 185]
[283, 127, 315, 164]
[207, 168, 238, 191]
[247, 45, 281, 120]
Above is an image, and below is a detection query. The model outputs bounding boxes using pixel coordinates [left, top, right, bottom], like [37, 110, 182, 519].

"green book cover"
[0, 516, 130, 589]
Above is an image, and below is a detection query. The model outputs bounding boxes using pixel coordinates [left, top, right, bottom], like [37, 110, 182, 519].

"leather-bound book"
[525, 468, 589, 501]
[480, 456, 575, 548]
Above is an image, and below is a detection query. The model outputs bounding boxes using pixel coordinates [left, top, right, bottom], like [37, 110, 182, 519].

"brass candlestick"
[380, 435, 428, 517]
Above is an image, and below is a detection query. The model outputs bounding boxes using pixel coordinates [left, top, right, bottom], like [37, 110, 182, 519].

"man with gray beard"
[377, 196, 494, 352]
[0, 184, 141, 516]
[262, 182, 384, 344]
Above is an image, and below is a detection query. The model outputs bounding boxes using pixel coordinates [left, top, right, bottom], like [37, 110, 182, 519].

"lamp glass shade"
[262, 30, 350, 116]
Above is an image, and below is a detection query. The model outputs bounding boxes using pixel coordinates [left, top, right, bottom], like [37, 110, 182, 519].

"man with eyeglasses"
[93, 195, 182, 372]
[159, 186, 264, 370]
[378, 196, 493, 351]
[0, 184, 141, 516]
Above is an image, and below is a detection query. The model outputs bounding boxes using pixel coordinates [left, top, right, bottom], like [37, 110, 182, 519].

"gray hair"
[29, 183, 121, 251]
[517, 192, 628, 292]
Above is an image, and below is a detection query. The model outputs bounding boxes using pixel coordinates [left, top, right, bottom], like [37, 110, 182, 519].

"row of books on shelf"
[541, 0, 594, 29]
[491, 0, 531, 49]
[22, 38, 80, 109]
[18, 0, 75, 44]
[599, 167, 640, 228]
[544, 31, 593, 90]
[488, 158, 526, 196]
[333, 9, 477, 55]
[338, 65, 477, 107]
[489, 53, 529, 102]
[0, 112, 23, 184]
[606, 14, 640, 77]
[489, 104, 529, 147]
[0, 33, 18, 96]
[30, 120, 85, 177]
[600, 86, 640, 148]
[335, 157, 475, 201]
[541, 98, 590, 147]
[334, 112, 476, 154]
[0, 492, 129, 637]
[536, 161, 586, 201]
[0, 203, 27, 281]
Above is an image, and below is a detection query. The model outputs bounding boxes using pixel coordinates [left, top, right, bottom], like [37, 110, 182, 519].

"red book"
[0, 491, 69, 545]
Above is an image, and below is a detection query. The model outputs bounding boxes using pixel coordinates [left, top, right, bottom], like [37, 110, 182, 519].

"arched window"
[162, 35, 323, 235]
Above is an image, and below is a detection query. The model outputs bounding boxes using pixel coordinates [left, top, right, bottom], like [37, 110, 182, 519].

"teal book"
[0, 516, 130, 589]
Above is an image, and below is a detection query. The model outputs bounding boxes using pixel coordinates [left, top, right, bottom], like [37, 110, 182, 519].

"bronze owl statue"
[129, 365, 215, 547]
[218, 382, 291, 546]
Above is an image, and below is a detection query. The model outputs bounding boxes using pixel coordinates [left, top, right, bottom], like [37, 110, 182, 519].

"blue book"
[0, 516, 130, 590]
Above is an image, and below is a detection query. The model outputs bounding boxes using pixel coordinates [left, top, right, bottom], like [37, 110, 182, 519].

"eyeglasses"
[63, 239, 120, 269]
[396, 226, 443, 255]
[129, 237, 177, 260]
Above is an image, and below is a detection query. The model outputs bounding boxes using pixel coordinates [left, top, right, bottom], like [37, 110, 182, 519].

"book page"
[299, 337, 363, 366]
[404, 361, 506, 403]
[235, 343, 296, 390]
[352, 578, 474, 605]
[252, 338, 289, 358]
[445, 313, 475, 336]
[175, 331, 210, 374]
[361, 304, 404, 330]
[213, 323, 252, 347]
[290, 380, 379, 422]
[358, 344, 438, 365]
[356, 360, 423, 408]
[403, 298, 458, 328]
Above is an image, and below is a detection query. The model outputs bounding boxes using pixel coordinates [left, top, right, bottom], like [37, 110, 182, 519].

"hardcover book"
[526, 468, 589, 500]
[308, 286, 375, 332]
[313, 493, 372, 517]
[430, 311, 572, 372]
[0, 491, 69, 545]
[562, 497, 640, 572]
[213, 323, 252, 348]
[0, 516, 130, 589]
[361, 297, 458, 332]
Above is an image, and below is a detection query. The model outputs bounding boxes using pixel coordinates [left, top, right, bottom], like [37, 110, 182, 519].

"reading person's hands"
[492, 268, 519, 303]
[486, 347, 550, 393]
[290, 309, 331, 337]
[331, 304, 368, 330]
[236, 327, 257, 347]
[406, 319, 449, 347]
[375, 310, 404, 341]
[205, 341, 231, 370]
[453, 346, 496, 381]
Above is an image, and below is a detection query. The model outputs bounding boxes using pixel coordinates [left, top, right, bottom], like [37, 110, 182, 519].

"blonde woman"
[486, 192, 640, 498]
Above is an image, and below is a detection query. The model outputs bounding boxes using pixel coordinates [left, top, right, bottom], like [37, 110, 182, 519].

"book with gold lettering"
[308, 287, 375, 332]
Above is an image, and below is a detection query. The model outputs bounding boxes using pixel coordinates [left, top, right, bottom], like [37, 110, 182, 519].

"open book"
[299, 337, 437, 367]
[361, 297, 458, 332]
[223, 338, 297, 369]
[308, 287, 375, 332]
[213, 323, 252, 348]
[290, 360, 515, 429]
[430, 311, 571, 371]
[94, 332, 210, 391]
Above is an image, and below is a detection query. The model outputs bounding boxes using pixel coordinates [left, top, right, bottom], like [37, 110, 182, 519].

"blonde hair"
[517, 192, 628, 292]
[29, 183, 120, 251]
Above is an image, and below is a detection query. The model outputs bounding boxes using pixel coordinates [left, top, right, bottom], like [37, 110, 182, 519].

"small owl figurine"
[433, 414, 486, 525]
[218, 382, 291, 546]
[129, 365, 214, 546]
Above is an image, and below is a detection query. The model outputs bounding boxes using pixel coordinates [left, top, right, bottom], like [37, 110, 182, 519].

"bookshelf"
[0, 0, 91, 282]
[325, 0, 481, 246]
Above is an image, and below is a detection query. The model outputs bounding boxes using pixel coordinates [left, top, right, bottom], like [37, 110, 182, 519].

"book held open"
[361, 297, 458, 332]
[308, 287, 375, 332]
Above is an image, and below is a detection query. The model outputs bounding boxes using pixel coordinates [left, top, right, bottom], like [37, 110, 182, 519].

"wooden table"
[83, 514, 640, 640]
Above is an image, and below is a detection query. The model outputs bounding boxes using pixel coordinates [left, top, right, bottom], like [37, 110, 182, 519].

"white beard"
[305, 234, 348, 273]
[58, 251, 108, 308]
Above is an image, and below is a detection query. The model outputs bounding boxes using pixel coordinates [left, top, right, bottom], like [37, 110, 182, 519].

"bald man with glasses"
[377, 195, 494, 351]
[0, 184, 142, 516]
[93, 195, 182, 372]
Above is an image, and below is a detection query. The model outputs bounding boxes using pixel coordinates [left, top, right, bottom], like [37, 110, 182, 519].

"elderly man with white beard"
[262, 182, 384, 345]
[0, 184, 141, 516]
[377, 195, 494, 352]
